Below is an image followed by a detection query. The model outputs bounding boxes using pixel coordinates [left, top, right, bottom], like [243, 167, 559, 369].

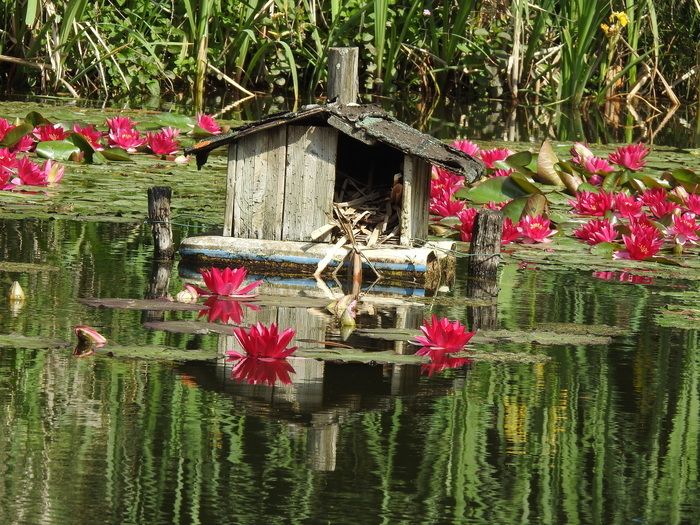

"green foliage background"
[0, 0, 698, 105]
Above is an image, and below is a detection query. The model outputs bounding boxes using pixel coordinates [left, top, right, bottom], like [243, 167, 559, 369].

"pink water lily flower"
[431, 166, 464, 198]
[106, 116, 137, 133]
[517, 214, 557, 243]
[430, 190, 465, 218]
[12, 157, 47, 186]
[226, 322, 297, 359]
[0, 147, 17, 170]
[196, 266, 262, 297]
[484, 200, 509, 210]
[684, 193, 700, 215]
[569, 190, 615, 216]
[666, 212, 699, 245]
[573, 218, 618, 245]
[11, 134, 34, 152]
[0, 118, 11, 142]
[614, 221, 663, 260]
[108, 128, 145, 152]
[614, 192, 643, 219]
[74, 325, 107, 347]
[451, 139, 480, 157]
[479, 148, 514, 169]
[411, 315, 476, 354]
[608, 143, 649, 171]
[72, 123, 103, 150]
[570, 142, 594, 164]
[42, 160, 64, 184]
[491, 167, 514, 178]
[501, 217, 521, 245]
[196, 113, 222, 134]
[147, 127, 180, 155]
[33, 124, 69, 142]
[456, 207, 478, 242]
[641, 188, 678, 219]
[583, 156, 615, 175]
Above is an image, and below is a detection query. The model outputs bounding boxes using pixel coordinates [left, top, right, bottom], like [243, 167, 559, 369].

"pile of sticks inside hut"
[311, 174, 401, 249]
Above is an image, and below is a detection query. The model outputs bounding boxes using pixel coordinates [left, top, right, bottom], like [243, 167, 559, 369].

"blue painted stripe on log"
[179, 248, 428, 273]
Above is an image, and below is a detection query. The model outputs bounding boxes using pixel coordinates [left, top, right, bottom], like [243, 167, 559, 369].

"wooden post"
[466, 210, 502, 330]
[695, 43, 700, 146]
[147, 186, 174, 260]
[328, 47, 359, 104]
[467, 210, 502, 282]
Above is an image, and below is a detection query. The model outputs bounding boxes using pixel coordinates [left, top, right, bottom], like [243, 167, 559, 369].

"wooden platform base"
[179, 236, 455, 292]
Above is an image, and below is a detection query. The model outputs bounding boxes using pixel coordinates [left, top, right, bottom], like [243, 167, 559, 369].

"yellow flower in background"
[611, 11, 629, 27]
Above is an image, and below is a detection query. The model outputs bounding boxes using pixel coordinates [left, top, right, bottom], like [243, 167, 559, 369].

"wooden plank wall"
[223, 143, 237, 236]
[400, 156, 430, 246]
[283, 126, 338, 241]
[231, 128, 287, 240]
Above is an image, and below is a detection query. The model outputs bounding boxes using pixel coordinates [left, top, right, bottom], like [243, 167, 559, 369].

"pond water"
[1, 100, 699, 524]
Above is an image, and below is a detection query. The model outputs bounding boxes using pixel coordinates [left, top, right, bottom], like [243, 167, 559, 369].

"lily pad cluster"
[0, 111, 224, 191]
[431, 139, 700, 262]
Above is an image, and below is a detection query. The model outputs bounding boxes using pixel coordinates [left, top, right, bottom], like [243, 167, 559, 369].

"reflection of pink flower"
[198, 296, 260, 324]
[569, 191, 615, 216]
[592, 271, 653, 285]
[227, 322, 297, 359]
[583, 156, 614, 175]
[685, 194, 700, 215]
[13, 157, 47, 186]
[517, 215, 556, 243]
[228, 357, 295, 386]
[608, 143, 649, 171]
[456, 207, 478, 242]
[411, 315, 476, 354]
[614, 222, 663, 260]
[106, 116, 136, 133]
[573, 218, 618, 245]
[196, 266, 262, 297]
[666, 212, 699, 245]
[147, 127, 180, 155]
[33, 124, 69, 142]
[196, 113, 222, 134]
[108, 128, 145, 152]
[42, 160, 64, 184]
[479, 148, 514, 169]
[430, 190, 465, 217]
[73, 124, 103, 150]
[11, 134, 34, 152]
[451, 139, 480, 157]
[501, 217, 521, 244]
[614, 192, 643, 219]
[420, 350, 472, 376]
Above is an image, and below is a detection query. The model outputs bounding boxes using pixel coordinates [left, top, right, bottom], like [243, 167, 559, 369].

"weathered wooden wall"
[283, 126, 337, 241]
[225, 125, 337, 242]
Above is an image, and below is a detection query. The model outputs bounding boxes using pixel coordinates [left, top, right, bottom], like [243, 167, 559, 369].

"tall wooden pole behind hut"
[328, 47, 359, 104]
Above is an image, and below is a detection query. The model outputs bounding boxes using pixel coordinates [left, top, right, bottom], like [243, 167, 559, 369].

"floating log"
[179, 236, 454, 293]
[147, 186, 174, 260]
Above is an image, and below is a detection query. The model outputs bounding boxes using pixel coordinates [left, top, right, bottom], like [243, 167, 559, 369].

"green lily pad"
[35, 140, 81, 161]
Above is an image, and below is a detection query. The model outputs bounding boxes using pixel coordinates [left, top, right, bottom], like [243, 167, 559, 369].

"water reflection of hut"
[181, 48, 483, 292]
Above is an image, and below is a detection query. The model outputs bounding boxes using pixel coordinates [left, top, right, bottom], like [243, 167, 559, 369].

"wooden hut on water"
[181, 48, 483, 290]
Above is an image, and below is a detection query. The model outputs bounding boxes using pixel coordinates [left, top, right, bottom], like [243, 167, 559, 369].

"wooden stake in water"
[328, 47, 359, 104]
[147, 186, 174, 260]
[467, 209, 502, 283]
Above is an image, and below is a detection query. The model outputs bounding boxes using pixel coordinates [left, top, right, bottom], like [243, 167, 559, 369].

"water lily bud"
[8, 281, 25, 302]
[176, 285, 198, 303]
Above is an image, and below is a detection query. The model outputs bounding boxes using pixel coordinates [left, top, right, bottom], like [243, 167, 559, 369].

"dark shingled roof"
[185, 103, 484, 182]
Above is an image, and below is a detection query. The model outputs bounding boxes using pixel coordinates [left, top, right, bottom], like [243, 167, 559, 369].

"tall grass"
[0, 1, 694, 106]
